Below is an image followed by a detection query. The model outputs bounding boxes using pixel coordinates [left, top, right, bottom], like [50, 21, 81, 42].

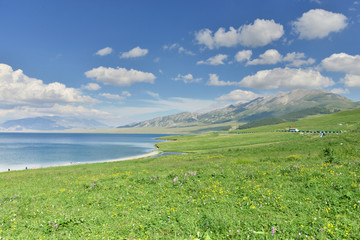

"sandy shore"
[1, 150, 162, 173]
[104, 150, 161, 163]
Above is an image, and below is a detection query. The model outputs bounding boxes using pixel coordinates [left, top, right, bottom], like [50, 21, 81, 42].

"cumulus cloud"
[247, 49, 282, 65]
[239, 67, 334, 90]
[239, 19, 284, 47]
[120, 46, 148, 58]
[235, 50, 252, 62]
[85, 66, 156, 86]
[341, 74, 360, 87]
[197, 54, 228, 65]
[82, 83, 101, 91]
[195, 19, 284, 49]
[321, 53, 360, 75]
[173, 74, 202, 83]
[246, 50, 315, 66]
[100, 93, 125, 100]
[163, 43, 195, 56]
[292, 9, 348, 39]
[96, 47, 113, 56]
[207, 74, 239, 86]
[217, 89, 260, 102]
[0, 64, 95, 107]
[283, 52, 316, 67]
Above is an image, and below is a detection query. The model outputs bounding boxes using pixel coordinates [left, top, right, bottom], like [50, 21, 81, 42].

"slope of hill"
[119, 89, 360, 129]
[235, 108, 360, 133]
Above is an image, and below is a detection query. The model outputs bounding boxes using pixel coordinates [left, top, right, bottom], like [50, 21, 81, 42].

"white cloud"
[235, 50, 252, 62]
[321, 53, 360, 75]
[239, 67, 334, 90]
[283, 52, 316, 67]
[173, 74, 202, 83]
[195, 19, 284, 49]
[146, 91, 160, 99]
[244, 50, 315, 67]
[120, 46, 148, 58]
[85, 66, 156, 86]
[96, 47, 113, 56]
[197, 54, 228, 65]
[163, 43, 195, 56]
[330, 88, 349, 94]
[247, 49, 282, 65]
[0, 64, 95, 107]
[100, 93, 124, 100]
[0, 104, 110, 120]
[238, 19, 284, 47]
[207, 73, 239, 86]
[121, 91, 131, 97]
[292, 9, 348, 39]
[341, 74, 360, 87]
[82, 83, 101, 91]
[217, 89, 260, 102]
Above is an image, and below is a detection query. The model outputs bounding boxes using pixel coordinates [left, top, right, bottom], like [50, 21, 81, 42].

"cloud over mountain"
[217, 89, 260, 101]
[239, 67, 334, 90]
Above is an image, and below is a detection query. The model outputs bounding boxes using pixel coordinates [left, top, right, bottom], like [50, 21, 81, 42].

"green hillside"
[235, 108, 360, 133]
[1, 108, 359, 239]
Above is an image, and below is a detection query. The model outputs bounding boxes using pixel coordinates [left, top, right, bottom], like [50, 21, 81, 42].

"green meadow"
[1, 110, 360, 239]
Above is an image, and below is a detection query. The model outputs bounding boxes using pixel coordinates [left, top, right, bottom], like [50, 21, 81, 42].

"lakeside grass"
[1, 110, 360, 239]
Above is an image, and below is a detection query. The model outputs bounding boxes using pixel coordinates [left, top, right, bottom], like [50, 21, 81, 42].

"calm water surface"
[0, 133, 167, 172]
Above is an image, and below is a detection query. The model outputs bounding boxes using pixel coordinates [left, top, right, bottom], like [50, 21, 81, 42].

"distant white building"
[289, 128, 299, 132]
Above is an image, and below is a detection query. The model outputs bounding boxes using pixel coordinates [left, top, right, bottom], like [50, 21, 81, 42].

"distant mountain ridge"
[0, 116, 109, 131]
[120, 89, 360, 128]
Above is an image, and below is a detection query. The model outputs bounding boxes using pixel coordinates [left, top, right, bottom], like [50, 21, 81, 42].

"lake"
[0, 133, 167, 172]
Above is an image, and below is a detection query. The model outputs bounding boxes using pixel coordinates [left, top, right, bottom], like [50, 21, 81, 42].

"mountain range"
[0, 116, 109, 132]
[119, 89, 360, 129]
[1, 89, 359, 131]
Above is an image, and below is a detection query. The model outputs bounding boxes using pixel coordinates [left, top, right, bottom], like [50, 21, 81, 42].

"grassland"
[0, 109, 359, 239]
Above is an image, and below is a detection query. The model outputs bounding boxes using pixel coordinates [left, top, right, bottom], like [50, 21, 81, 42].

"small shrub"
[286, 154, 301, 161]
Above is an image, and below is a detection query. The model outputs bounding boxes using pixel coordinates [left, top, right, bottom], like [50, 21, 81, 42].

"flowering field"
[1, 112, 360, 239]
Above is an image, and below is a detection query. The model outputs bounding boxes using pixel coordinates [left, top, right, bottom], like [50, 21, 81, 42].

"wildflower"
[173, 177, 178, 183]
[271, 227, 276, 235]
[314, 218, 317, 220]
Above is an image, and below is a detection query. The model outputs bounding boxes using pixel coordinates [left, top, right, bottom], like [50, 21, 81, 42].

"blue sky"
[1, 0, 360, 126]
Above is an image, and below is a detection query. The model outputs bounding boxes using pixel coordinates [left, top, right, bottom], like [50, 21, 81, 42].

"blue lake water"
[0, 133, 168, 172]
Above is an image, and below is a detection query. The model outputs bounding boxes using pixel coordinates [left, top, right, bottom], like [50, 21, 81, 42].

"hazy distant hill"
[0, 116, 109, 131]
[119, 89, 360, 128]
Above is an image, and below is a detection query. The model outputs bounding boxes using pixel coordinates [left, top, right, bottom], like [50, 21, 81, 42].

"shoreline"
[102, 150, 161, 163]
[1, 150, 162, 173]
